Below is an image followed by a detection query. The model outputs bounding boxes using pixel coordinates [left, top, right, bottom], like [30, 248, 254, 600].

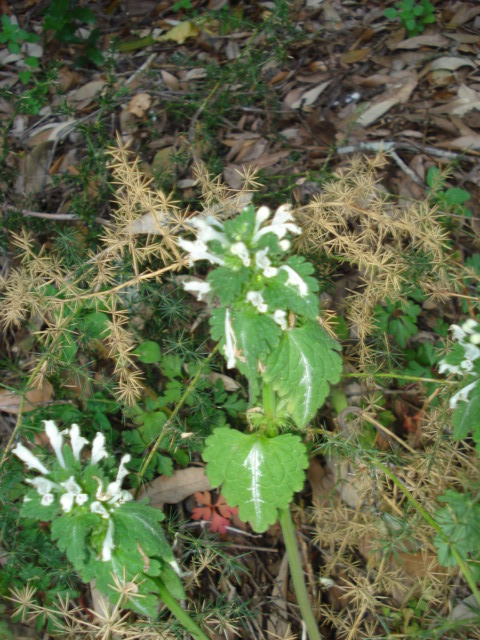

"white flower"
[255, 249, 278, 277]
[76, 493, 89, 506]
[69, 424, 89, 461]
[279, 239, 291, 252]
[272, 309, 287, 330]
[279, 265, 308, 296]
[12, 443, 49, 475]
[102, 518, 115, 561]
[183, 280, 211, 301]
[25, 477, 59, 495]
[177, 238, 225, 266]
[246, 291, 268, 313]
[90, 501, 110, 518]
[253, 204, 301, 243]
[224, 308, 237, 369]
[60, 476, 82, 495]
[41, 494, 55, 506]
[230, 242, 251, 267]
[438, 361, 462, 375]
[115, 454, 131, 485]
[60, 492, 75, 513]
[462, 319, 478, 334]
[190, 216, 228, 244]
[254, 206, 271, 234]
[44, 420, 66, 469]
[471, 334, 480, 345]
[450, 380, 479, 409]
[91, 433, 109, 465]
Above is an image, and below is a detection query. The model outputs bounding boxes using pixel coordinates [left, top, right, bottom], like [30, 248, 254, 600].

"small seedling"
[0, 15, 41, 83]
[427, 166, 472, 219]
[384, 0, 436, 37]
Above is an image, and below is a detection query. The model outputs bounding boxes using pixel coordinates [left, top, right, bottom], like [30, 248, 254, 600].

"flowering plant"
[13, 420, 185, 619]
[179, 204, 342, 532]
[439, 317, 480, 451]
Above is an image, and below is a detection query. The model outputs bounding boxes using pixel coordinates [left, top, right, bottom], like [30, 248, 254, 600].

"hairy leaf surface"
[265, 322, 342, 427]
[203, 427, 308, 532]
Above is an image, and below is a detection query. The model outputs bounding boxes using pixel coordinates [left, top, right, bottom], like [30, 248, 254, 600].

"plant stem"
[156, 579, 210, 640]
[279, 507, 323, 640]
[375, 459, 480, 608]
[343, 372, 455, 385]
[262, 382, 276, 420]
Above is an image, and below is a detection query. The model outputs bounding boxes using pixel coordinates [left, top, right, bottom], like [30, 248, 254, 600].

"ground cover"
[1, 1, 480, 638]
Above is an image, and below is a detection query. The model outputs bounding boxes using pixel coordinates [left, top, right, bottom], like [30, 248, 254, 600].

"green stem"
[279, 507, 323, 640]
[156, 579, 210, 640]
[343, 372, 456, 385]
[262, 382, 276, 420]
[375, 459, 480, 608]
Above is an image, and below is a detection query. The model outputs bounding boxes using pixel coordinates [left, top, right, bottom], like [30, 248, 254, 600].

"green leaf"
[207, 265, 250, 304]
[426, 166, 443, 189]
[112, 501, 173, 561]
[223, 205, 256, 243]
[51, 512, 100, 570]
[134, 340, 162, 363]
[18, 70, 33, 84]
[384, 8, 398, 19]
[81, 311, 110, 339]
[233, 308, 281, 397]
[203, 428, 308, 532]
[265, 322, 342, 428]
[160, 353, 183, 378]
[444, 187, 471, 206]
[452, 381, 480, 442]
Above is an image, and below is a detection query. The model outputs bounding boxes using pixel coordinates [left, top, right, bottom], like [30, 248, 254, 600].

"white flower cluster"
[439, 319, 480, 408]
[13, 421, 132, 561]
[178, 205, 308, 369]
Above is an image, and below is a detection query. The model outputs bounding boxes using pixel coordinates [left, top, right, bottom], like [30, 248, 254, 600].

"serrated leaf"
[207, 266, 250, 304]
[452, 382, 480, 442]
[203, 428, 308, 532]
[51, 512, 99, 570]
[112, 501, 172, 562]
[223, 205, 256, 242]
[265, 322, 342, 428]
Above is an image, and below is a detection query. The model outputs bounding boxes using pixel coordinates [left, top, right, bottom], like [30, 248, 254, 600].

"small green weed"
[384, 0, 436, 37]
[43, 0, 104, 66]
[0, 14, 41, 83]
[427, 165, 472, 220]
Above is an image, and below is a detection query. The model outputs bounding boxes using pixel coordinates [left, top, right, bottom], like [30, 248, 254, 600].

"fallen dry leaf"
[355, 77, 417, 127]
[0, 378, 53, 414]
[137, 466, 211, 508]
[289, 81, 330, 109]
[127, 92, 151, 118]
[159, 21, 199, 45]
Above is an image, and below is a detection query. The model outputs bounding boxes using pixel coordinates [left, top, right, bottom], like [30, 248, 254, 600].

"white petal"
[41, 493, 55, 506]
[177, 238, 225, 266]
[115, 454, 131, 485]
[70, 424, 89, 461]
[26, 477, 59, 495]
[450, 324, 466, 343]
[272, 309, 287, 330]
[246, 291, 268, 313]
[471, 334, 480, 345]
[91, 433, 109, 465]
[90, 501, 110, 518]
[230, 242, 251, 267]
[60, 492, 75, 513]
[255, 248, 271, 270]
[25, 476, 60, 496]
[60, 476, 82, 495]
[12, 443, 49, 475]
[44, 420, 66, 469]
[272, 204, 293, 225]
[76, 493, 89, 505]
[279, 265, 308, 296]
[190, 216, 227, 244]
[102, 518, 115, 561]
[279, 240, 291, 251]
[450, 380, 478, 409]
[462, 319, 478, 334]
[254, 206, 271, 235]
[183, 280, 211, 301]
